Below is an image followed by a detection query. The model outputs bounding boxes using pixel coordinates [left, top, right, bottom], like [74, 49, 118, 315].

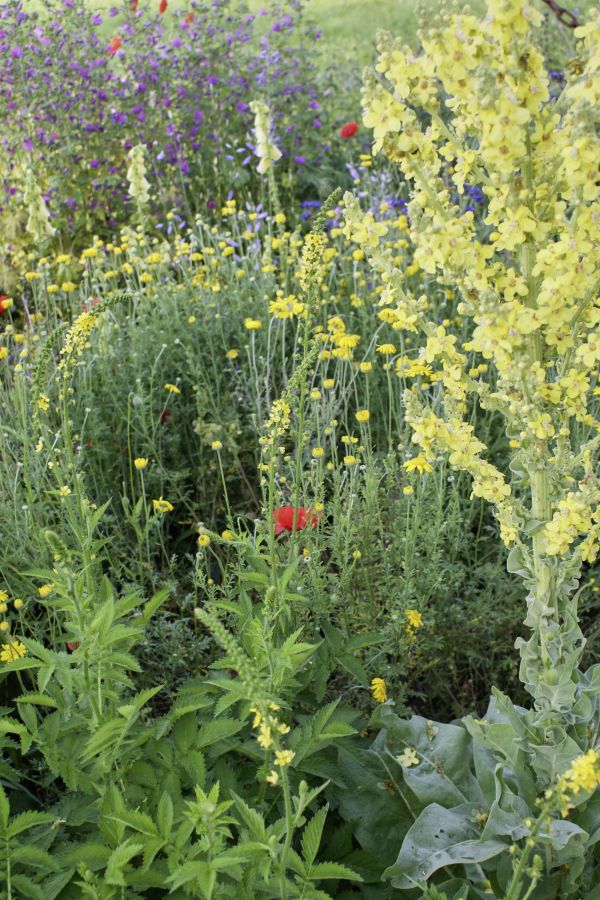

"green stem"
[278, 767, 294, 900]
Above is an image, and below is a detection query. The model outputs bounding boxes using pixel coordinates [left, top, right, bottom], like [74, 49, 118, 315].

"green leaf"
[143, 587, 171, 623]
[302, 805, 328, 865]
[231, 792, 266, 841]
[157, 791, 174, 841]
[80, 718, 125, 762]
[0, 783, 9, 830]
[117, 685, 163, 721]
[196, 719, 244, 750]
[10, 844, 57, 870]
[7, 810, 55, 838]
[11, 874, 46, 900]
[385, 803, 507, 890]
[105, 839, 144, 886]
[16, 693, 59, 708]
[307, 861, 363, 881]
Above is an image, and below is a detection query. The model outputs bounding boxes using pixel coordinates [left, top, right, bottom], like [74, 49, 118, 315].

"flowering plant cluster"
[0, 0, 325, 254]
[343, 0, 600, 894]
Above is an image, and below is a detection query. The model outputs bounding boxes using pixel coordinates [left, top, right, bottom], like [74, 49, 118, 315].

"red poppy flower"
[160, 408, 171, 424]
[340, 122, 358, 139]
[131, 0, 139, 11]
[159, 0, 168, 13]
[107, 35, 123, 56]
[0, 296, 9, 313]
[67, 642, 80, 652]
[273, 506, 320, 536]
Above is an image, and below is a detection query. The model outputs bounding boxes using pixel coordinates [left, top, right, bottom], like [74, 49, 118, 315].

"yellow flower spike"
[370, 677, 387, 703]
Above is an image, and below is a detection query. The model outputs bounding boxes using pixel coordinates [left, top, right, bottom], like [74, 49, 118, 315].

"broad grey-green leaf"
[373, 707, 483, 807]
[385, 803, 507, 890]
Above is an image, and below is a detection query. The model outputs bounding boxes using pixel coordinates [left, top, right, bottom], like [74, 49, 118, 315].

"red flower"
[159, 0, 168, 13]
[107, 35, 123, 56]
[273, 506, 320, 536]
[67, 642, 80, 652]
[131, 0, 139, 11]
[0, 296, 10, 313]
[160, 409, 171, 424]
[340, 122, 358, 139]
[184, 11, 195, 24]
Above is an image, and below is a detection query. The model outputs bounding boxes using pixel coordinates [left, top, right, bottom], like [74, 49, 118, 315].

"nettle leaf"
[0, 783, 9, 830]
[373, 706, 484, 808]
[6, 810, 55, 838]
[10, 874, 46, 900]
[231, 792, 267, 841]
[384, 803, 507, 890]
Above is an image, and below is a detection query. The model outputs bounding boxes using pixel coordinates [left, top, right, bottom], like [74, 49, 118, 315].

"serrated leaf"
[143, 587, 171, 623]
[11, 873, 46, 900]
[105, 839, 144, 886]
[157, 792, 173, 840]
[302, 805, 328, 865]
[231, 792, 267, 840]
[307, 861, 363, 881]
[10, 844, 57, 870]
[7, 810, 55, 837]
[196, 719, 244, 750]
[16, 692, 59, 708]
[0, 783, 9, 829]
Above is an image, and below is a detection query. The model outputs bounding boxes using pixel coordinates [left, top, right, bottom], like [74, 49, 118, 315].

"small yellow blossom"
[344, 455, 359, 466]
[13, 599, 23, 610]
[406, 609, 423, 630]
[397, 747, 420, 768]
[164, 383, 180, 394]
[312, 447, 325, 458]
[221, 530, 235, 541]
[274, 749, 295, 767]
[266, 769, 280, 785]
[153, 498, 174, 514]
[37, 395, 50, 412]
[0, 640, 26, 662]
[197, 534, 211, 548]
[244, 318, 262, 330]
[58, 486, 71, 497]
[226, 349, 239, 359]
[211, 440, 223, 450]
[355, 409, 370, 423]
[134, 458, 149, 470]
[403, 485, 414, 496]
[38, 584, 54, 598]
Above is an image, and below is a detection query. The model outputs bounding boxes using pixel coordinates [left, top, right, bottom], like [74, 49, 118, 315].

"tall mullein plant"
[344, 0, 600, 735]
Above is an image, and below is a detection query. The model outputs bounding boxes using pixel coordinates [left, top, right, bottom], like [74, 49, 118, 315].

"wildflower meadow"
[1, 0, 599, 897]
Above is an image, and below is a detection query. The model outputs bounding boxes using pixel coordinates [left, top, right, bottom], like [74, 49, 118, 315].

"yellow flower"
[61, 281, 77, 293]
[164, 383, 181, 394]
[360, 361, 373, 373]
[396, 747, 420, 767]
[266, 769, 280, 785]
[406, 609, 423, 629]
[0, 622, 9, 632]
[58, 486, 71, 497]
[0, 590, 7, 603]
[38, 583, 54, 598]
[37, 395, 50, 412]
[226, 349, 239, 359]
[376, 343, 396, 355]
[244, 318, 262, 330]
[370, 677, 387, 703]
[153, 498, 174, 514]
[134, 458, 149, 470]
[13, 599, 23, 610]
[309, 389, 322, 400]
[323, 379, 335, 390]
[355, 409, 370, 423]
[344, 455, 359, 466]
[403, 457, 433, 475]
[555, 750, 600, 816]
[403, 485, 414, 496]
[211, 440, 223, 450]
[0, 603, 7, 614]
[0, 640, 26, 662]
[274, 749, 295, 767]
[312, 447, 325, 458]
[221, 530, 235, 541]
[197, 533, 211, 548]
